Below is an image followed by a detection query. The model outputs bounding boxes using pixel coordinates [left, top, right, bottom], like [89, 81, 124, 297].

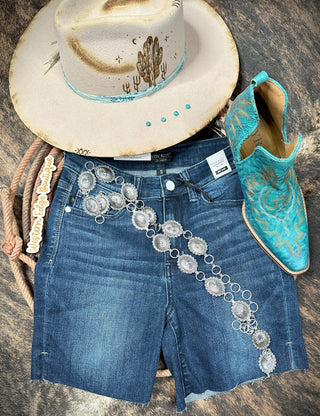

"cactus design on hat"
[137, 36, 163, 87]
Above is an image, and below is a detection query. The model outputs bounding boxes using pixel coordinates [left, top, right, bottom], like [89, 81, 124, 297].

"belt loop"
[134, 176, 143, 200]
[179, 171, 198, 202]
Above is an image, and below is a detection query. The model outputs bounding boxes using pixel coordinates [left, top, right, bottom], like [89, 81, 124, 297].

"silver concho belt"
[76, 161, 277, 377]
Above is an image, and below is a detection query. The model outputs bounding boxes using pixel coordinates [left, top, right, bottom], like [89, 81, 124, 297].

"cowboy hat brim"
[9, 0, 239, 157]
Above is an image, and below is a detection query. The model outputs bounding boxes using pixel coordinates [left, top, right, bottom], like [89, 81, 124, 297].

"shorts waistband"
[63, 136, 235, 200]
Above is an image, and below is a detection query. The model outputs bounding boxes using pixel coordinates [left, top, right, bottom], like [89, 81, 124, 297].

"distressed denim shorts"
[31, 135, 308, 412]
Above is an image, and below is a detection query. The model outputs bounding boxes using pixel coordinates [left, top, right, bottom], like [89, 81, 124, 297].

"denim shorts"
[31, 136, 308, 412]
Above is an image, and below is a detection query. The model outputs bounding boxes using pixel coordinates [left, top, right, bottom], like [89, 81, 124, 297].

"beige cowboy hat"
[9, 0, 239, 157]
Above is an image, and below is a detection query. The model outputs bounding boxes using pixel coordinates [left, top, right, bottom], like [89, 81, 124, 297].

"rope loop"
[9, 235, 23, 261]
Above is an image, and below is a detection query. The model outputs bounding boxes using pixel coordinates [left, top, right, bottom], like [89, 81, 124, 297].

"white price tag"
[206, 149, 232, 179]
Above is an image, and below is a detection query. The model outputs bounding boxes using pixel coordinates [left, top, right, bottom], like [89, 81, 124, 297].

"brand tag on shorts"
[114, 152, 152, 161]
[151, 152, 175, 163]
[206, 150, 232, 180]
[157, 168, 167, 175]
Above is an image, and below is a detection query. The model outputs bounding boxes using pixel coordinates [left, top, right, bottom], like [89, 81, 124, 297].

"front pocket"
[200, 169, 244, 205]
[70, 181, 128, 221]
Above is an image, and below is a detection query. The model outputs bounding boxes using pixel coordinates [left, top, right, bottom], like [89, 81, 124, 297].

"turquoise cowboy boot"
[225, 71, 309, 275]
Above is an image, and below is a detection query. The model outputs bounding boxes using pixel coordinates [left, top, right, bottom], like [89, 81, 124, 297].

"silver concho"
[96, 192, 110, 214]
[152, 234, 171, 252]
[95, 165, 115, 183]
[162, 220, 183, 238]
[78, 171, 96, 194]
[204, 277, 225, 297]
[231, 301, 251, 322]
[188, 237, 208, 256]
[108, 192, 126, 210]
[252, 330, 271, 350]
[258, 349, 276, 376]
[177, 254, 198, 274]
[83, 195, 100, 216]
[143, 206, 157, 225]
[121, 183, 138, 201]
[132, 210, 149, 230]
